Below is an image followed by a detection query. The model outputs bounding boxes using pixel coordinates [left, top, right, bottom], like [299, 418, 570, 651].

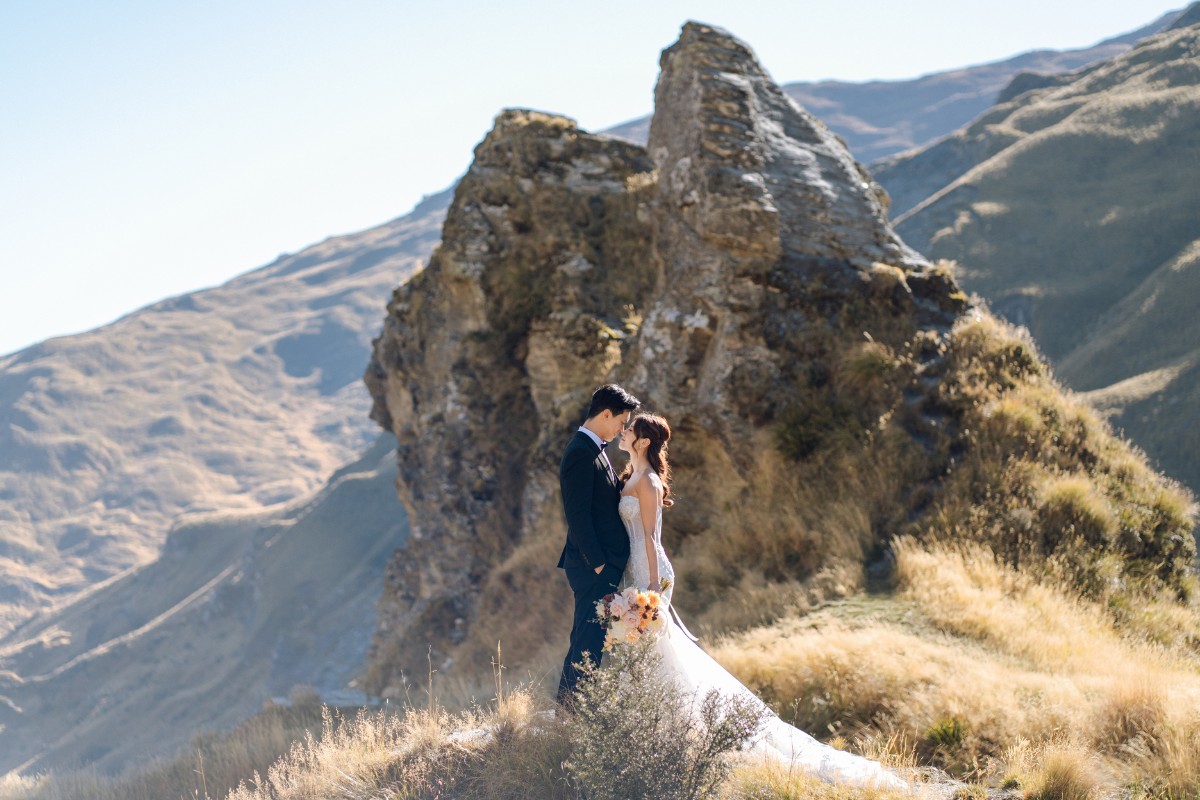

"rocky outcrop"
[617, 23, 963, 534]
[604, 9, 1181, 164]
[365, 22, 1193, 697]
[363, 23, 965, 693]
[364, 111, 658, 686]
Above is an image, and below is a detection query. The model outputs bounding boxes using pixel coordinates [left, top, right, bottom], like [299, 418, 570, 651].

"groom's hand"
[594, 564, 604, 574]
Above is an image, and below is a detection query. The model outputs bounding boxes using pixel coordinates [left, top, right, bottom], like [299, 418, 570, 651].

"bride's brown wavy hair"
[619, 413, 675, 507]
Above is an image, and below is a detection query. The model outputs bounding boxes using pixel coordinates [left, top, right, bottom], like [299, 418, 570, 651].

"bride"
[615, 413, 907, 790]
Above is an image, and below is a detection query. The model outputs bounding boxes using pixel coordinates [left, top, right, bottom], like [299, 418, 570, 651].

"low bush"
[566, 638, 768, 800]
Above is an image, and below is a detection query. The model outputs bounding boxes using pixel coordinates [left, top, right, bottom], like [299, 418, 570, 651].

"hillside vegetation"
[8, 506, 1195, 798]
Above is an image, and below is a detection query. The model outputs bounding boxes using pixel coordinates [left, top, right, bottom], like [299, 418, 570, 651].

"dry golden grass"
[666, 314, 1196, 645]
[221, 686, 578, 800]
[711, 610, 1087, 775]
[1091, 680, 1168, 755]
[708, 539, 1200, 794]
[676, 424, 925, 635]
[10, 537, 1198, 799]
[720, 759, 917, 800]
[226, 705, 453, 800]
[17, 305, 1175, 798]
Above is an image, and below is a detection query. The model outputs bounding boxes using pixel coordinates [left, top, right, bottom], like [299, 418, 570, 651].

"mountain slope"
[0, 191, 447, 632]
[0, 435, 405, 775]
[880, 20, 1200, 490]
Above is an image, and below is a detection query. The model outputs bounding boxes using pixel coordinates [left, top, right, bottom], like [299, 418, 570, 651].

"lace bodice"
[618, 494, 675, 604]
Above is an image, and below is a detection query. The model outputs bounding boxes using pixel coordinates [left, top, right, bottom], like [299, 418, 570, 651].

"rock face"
[618, 23, 963, 533]
[364, 111, 658, 684]
[364, 23, 965, 693]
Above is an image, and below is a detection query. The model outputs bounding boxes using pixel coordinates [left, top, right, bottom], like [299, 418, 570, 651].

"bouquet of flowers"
[596, 586, 667, 650]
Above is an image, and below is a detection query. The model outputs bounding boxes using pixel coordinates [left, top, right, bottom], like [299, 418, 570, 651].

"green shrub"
[925, 716, 967, 749]
[565, 639, 767, 800]
[775, 395, 855, 460]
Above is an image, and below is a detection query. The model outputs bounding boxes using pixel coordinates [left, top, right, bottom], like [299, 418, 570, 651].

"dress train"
[618, 495, 906, 790]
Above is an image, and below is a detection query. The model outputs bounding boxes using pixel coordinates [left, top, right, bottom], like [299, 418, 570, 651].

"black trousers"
[557, 562, 622, 704]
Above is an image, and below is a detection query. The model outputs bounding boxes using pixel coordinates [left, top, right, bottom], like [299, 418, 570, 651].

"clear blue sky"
[0, 1, 1182, 356]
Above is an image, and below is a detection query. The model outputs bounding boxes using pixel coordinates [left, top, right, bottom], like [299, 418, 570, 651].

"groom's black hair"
[585, 383, 640, 421]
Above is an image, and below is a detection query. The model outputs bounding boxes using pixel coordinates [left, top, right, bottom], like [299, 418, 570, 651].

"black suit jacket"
[556, 431, 629, 571]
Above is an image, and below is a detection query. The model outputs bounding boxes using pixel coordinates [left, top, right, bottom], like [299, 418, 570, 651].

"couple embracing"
[554, 384, 908, 790]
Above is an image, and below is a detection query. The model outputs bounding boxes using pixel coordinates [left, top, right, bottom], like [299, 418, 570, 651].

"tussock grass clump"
[197, 643, 767, 800]
[1091, 680, 1168, 755]
[1000, 739, 1107, 800]
[916, 315, 1195, 601]
[1037, 475, 1119, 550]
[228, 705, 434, 799]
[223, 693, 570, 800]
[836, 340, 903, 411]
[677, 312, 1195, 643]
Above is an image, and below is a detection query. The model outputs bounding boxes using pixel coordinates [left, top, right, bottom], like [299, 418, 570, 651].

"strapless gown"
[618, 495, 907, 790]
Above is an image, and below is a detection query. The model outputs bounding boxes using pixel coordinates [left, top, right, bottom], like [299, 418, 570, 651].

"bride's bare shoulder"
[634, 471, 664, 500]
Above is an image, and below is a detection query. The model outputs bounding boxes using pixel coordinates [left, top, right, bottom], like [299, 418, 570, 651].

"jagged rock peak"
[649, 21, 926, 270]
[469, 109, 644, 190]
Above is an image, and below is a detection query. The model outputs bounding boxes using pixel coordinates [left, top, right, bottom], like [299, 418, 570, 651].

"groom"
[555, 383, 641, 705]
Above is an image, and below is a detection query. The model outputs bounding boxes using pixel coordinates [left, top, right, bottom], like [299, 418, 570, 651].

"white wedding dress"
[618, 494, 907, 790]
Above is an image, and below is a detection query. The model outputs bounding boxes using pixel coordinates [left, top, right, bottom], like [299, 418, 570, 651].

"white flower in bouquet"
[609, 592, 631, 617]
